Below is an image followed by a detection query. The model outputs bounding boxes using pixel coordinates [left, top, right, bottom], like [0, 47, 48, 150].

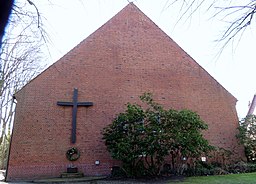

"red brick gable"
[16, 3, 236, 104]
[7, 3, 244, 181]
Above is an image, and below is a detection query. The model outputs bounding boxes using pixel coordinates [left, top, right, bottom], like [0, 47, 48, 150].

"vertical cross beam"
[71, 88, 78, 144]
[57, 88, 93, 144]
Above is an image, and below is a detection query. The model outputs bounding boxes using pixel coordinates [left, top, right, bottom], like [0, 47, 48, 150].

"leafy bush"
[102, 93, 214, 177]
[237, 115, 256, 162]
[184, 161, 256, 176]
[0, 136, 10, 169]
[111, 166, 126, 178]
[184, 161, 229, 176]
[228, 161, 256, 174]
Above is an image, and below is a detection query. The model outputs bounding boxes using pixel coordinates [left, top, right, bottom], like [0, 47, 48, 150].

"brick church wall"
[6, 3, 244, 181]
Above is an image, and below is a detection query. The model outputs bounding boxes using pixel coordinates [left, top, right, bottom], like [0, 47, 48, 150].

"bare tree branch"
[0, 0, 46, 169]
[165, 0, 256, 56]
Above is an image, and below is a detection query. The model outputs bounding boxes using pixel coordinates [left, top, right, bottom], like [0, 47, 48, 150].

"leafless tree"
[0, 0, 14, 48]
[0, 37, 43, 169]
[0, 0, 50, 49]
[0, 0, 45, 169]
[164, 0, 256, 51]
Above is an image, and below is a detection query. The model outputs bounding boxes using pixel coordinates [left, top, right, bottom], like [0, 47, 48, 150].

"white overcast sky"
[35, 0, 256, 119]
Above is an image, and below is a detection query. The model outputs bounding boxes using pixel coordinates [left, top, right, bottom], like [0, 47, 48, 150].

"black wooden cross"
[57, 88, 93, 144]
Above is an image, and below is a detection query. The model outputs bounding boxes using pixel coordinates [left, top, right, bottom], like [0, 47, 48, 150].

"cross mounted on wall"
[57, 88, 93, 144]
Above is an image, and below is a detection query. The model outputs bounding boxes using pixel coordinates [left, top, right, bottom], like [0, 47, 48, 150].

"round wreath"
[66, 147, 80, 161]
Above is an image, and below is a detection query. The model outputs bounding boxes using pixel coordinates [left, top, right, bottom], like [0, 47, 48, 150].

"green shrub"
[228, 161, 256, 174]
[237, 115, 256, 162]
[111, 166, 126, 178]
[184, 161, 229, 176]
[102, 93, 213, 177]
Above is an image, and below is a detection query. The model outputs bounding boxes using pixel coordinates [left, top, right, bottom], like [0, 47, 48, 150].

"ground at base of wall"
[0, 173, 184, 184]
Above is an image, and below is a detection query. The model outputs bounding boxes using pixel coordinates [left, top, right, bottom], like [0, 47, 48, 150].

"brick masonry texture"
[6, 3, 245, 181]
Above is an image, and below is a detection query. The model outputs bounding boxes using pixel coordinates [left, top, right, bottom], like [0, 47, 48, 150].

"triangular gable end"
[15, 2, 236, 104]
[7, 3, 245, 181]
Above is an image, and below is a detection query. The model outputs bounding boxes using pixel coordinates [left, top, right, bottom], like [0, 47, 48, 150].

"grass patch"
[174, 172, 256, 184]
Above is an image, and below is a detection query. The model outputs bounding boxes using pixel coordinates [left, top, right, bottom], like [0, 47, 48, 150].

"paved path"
[0, 170, 183, 183]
